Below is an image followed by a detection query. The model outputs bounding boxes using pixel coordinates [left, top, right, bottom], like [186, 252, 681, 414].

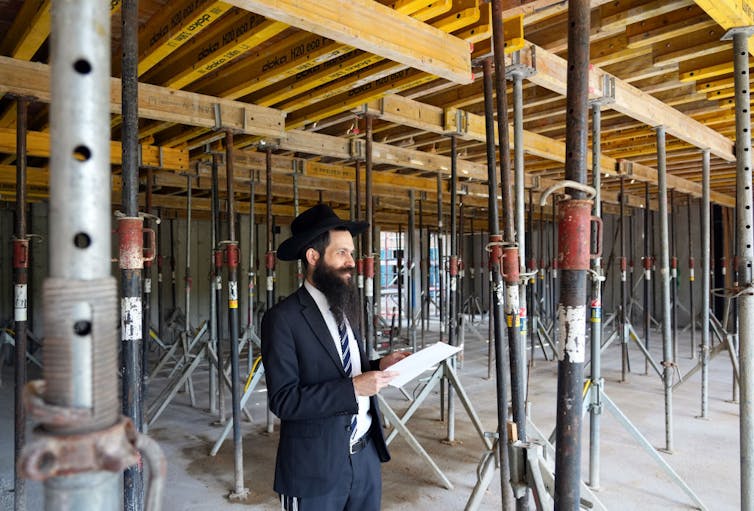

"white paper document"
[387, 342, 462, 388]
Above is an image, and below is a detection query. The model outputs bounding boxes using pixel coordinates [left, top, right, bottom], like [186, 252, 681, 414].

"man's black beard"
[312, 259, 359, 328]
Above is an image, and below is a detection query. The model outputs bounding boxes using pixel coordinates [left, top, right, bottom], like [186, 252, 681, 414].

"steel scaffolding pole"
[120, 1, 144, 507]
[225, 131, 248, 500]
[511, 68, 528, 373]
[700, 149, 711, 419]
[588, 102, 603, 490]
[182, 175, 196, 407]
[671, 189, 678, 362]
[644, 182, 652, 376]
[365, 115, 376, 359]
[620, 176, 629, 382]
[211, 153, 226, 423]
[143, 167, 154, 410]
[19, 1, 165, 508]
[247, 173, 256, 375]
[265, 146, 276, 434]
[355, 160, 365, 338]
[13, 96, 29, 511]
[688, 195, 696, 360]
[490, 5, 526, 509]
[409, 189, 418, 352]
[437, 173, 445, 341]
[446, 135, 459, 443]
[554, 0, 590, 507]
[723, 26, 754, 510]
[657, 125, 674, 453]
[480, 55, 513, 508]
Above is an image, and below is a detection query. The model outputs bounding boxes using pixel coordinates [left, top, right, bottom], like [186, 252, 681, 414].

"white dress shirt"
[304, 281, 372, 442]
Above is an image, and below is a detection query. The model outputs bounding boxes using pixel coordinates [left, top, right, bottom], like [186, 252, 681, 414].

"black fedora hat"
[277, 204, 368, 261]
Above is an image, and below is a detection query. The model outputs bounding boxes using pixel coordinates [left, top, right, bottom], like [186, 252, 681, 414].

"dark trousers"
[280, 438, 382, 511]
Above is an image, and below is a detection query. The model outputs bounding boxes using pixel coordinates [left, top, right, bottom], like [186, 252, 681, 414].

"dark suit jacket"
[261, 285, 390, 498]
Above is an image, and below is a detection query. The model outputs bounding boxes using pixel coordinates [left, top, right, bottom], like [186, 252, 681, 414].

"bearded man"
[261, 204, 407, 511]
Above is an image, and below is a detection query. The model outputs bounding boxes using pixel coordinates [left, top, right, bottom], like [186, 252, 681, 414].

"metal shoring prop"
[13, 96, 30, 511]
[120, 0, 144, 505]
[444, 136, 459, 444]
[157, 209, 164, 340]
[247, 172, 257, 375]
[265, 145, 276, 434]
[491, 7, 526, 507]
[510, 62, 529, 387]
[419, 193, 426, 348]
[398, 224, 404, 337]
[700, 149, 711, 419]
[293, 172, 303, 288]
[553, 0, 590, 507]
[458, 202, 466, 366]
[169, 218, 177, 322]
[365, 115, 376, 359]
[437, 173, 445, 342]
[588, 101, 604, 490]
[18, 0, 166, 507]
[688, 195, 696, 359]
[355, 160, 365, 339]
[143, 167, 155, 412]
[409, 190, 418, 352]
[620, 176, 630, 382]
[657, 125, 675, 453]
[182, 174, 197, 407]
[723, 25, 754, 509]
[465, 55, 514, 510]
[211, 152, 226, 423]
[224, 130, 248, 500]
[643, 182, 652, 375]
[671, 188, 679, 362]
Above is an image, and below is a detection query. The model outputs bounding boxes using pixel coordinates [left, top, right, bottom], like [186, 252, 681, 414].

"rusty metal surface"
[557, 199, 593, 270]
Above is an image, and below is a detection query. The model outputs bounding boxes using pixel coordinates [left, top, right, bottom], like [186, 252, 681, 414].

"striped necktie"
[338, 321, 358, 440]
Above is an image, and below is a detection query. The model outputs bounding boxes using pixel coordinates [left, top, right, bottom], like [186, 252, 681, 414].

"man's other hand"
[379, 351, 410, 370]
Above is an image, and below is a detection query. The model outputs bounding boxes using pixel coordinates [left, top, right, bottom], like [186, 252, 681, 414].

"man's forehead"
[328, 229, 355, 247]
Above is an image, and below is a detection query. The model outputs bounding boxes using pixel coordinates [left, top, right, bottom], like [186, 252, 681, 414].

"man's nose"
[344, 253, 355, 267]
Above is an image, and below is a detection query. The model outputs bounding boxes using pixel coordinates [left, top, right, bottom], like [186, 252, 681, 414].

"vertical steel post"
[355, 160, 365, 337]
[446, 135, 458, 443]
[183, 175, 195, 407]
[409, 190, 417, 352]
[157, 211, 164, 340]
[13, 96, 29, 511]
[700, 149, 711, 419]
[437, 173, 445, 341]
[225, 131, 248, 499]
[120, 1, 143, 507]
[554, 0, 590, 507]
[143, 167, 153, 405]
[398, 224, 404, 335]
[671, 189, 678, 362]
[481, 56, 513, 508]
[419, 195, 426, 348]
[30, 0, 121, 507]
[688, 196, 696, 359]
[293, 172, 303, 288]
[588, 102, 603, 490]
[657, 125, 674, 453]
[265, 146, 275, 434]
[724, 26, 754, 509]
[620, 176, 629, 382]
[211, 153, 224, 422]
[490, 8, 527, 508]
[512, 70, 528, 372]
[365, 116, 376, 359]
[644, 182, 652, 375]
[247, 175, 256, 375]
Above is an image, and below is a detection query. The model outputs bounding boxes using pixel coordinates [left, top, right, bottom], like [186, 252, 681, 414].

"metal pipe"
[701, 149, 711, 419]
[620, 177, 629, 382]
[657, 125, 674, 453]
[265, 146, 275, 434]
[293, 172, 303, 288]
[644, 182, 651, 376]
[481, 56, 513, 508]
[398, 224, 404, 334]
[588, 102, 603, 490]
[13, 96, 29, 511]
[409, 190, 417, 352]
[437, 173, 445, 340]
[365, 115, 375, 359]
[446, 135, 458, 443]
[671, 189, 678, 362]
[727, 27, 754, 510]
[143, 167, 153, 406]
[120, 1, 143, 506]
[211, 153, 225, 422]
[36, 0, 121, 506]
[183, 175, 195, 408]
[225, 131, 248, 499]
[688, 195, 696, 359]
[355, 160, 365, 338]
[554, 0, 590, 507]
[247, 174, 256, 375]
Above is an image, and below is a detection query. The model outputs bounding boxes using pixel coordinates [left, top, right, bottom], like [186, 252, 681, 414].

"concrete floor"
[1, 317, 740, 510]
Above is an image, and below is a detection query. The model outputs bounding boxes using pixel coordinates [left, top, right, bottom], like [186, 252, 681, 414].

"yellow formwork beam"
[164, 16, 289, 89]
[225, 0, 473, 85]
[0, 0, 52, 60]
[680, 57, 754, 82]
[135, 0, 234, 76]
[429, 0, 481, 34]
[693, 0, 754, 55]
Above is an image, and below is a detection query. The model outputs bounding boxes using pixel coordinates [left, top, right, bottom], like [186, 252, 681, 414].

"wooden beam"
[693, 0, 754, 55]
[0, 57, 286, 139]
[224, 0, 473, 84]
[520, 43, 735, 161]
[0, 128, 189, 171]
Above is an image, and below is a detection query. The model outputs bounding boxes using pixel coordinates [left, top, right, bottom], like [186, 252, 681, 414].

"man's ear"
[305, 247, 319, 267]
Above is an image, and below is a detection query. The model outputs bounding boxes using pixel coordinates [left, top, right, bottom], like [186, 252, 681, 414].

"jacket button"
[346, 425, 352, 433]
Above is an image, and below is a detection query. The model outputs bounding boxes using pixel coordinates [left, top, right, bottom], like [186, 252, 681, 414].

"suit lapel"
[298, 287, 347, 376]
